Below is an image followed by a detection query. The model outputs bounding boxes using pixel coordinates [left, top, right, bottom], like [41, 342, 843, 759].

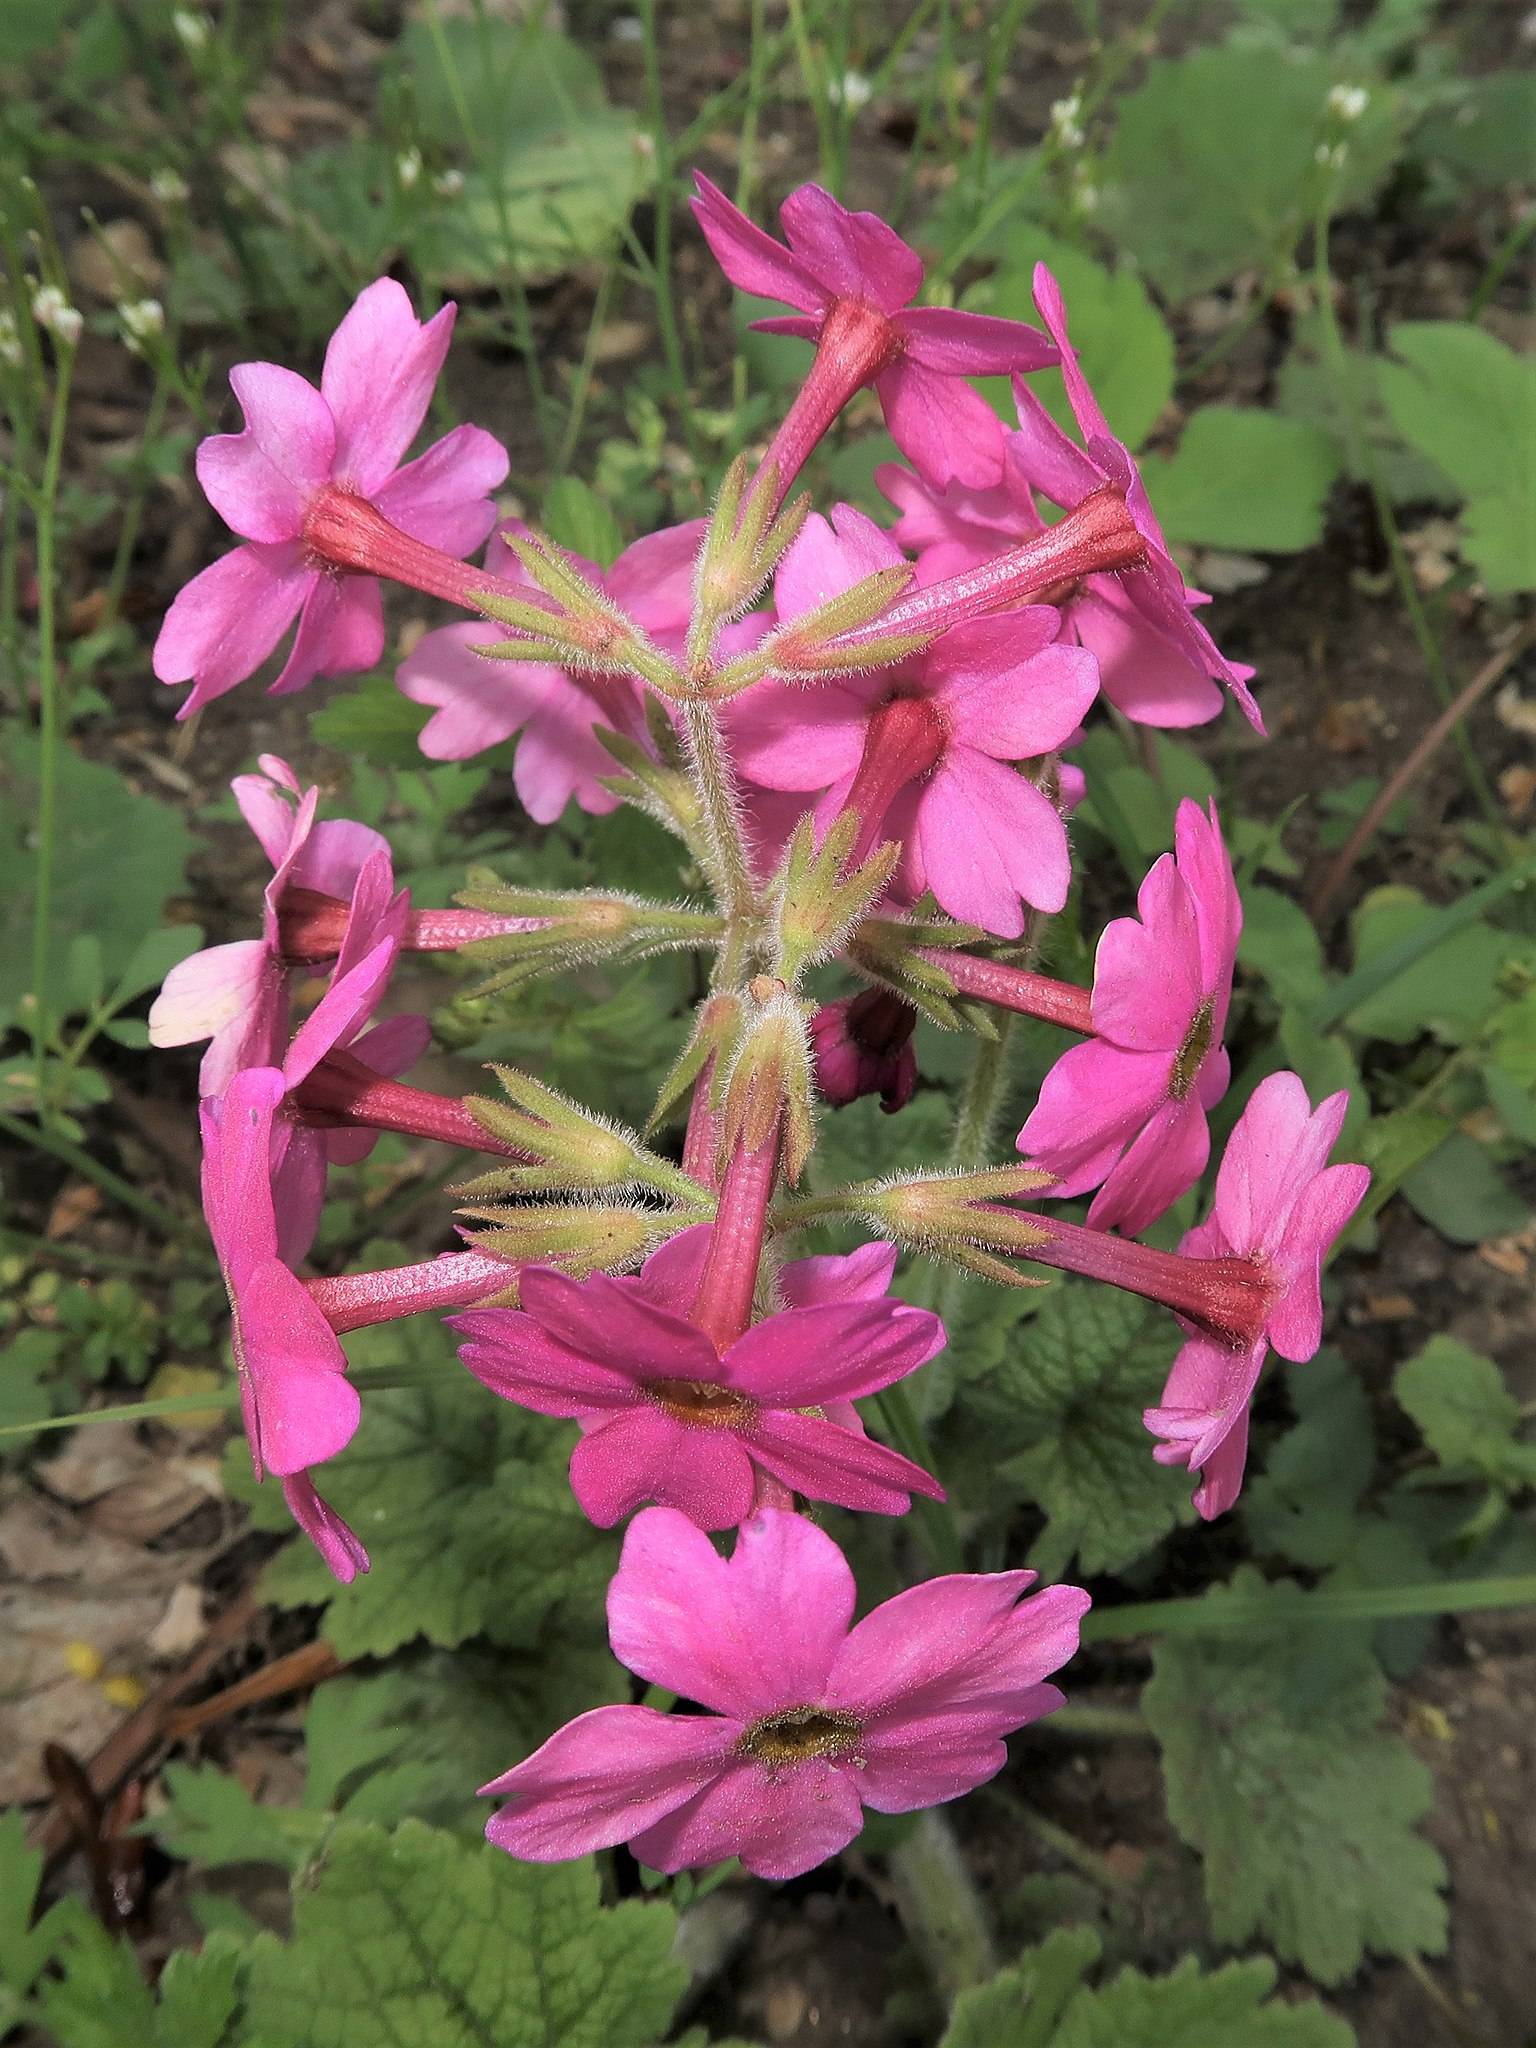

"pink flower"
[451, 1229, 946, 1529]
[731, 505, 1099, 937]
[200, 1066, 367, 1582]
[148, 756, 417, 1096]
[1144, 1072, 1371, 1519]
[396, 521, 706, 822]
[482, 1505, 1090, 1879]
[691, 175, 1056, 491]
[1018, 799, 1241, 1234]
[880, 263, 1259, 730]
[154, 279, 508, 717]
[810, 987, 919, 1113]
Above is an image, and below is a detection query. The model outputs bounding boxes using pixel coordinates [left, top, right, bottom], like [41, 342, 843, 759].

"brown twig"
[163, 1638, 347, 1740]
[1309, 620, 1536, 926]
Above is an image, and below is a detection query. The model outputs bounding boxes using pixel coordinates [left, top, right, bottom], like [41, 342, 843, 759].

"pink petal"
[483, 1704, 735, 1862]
[1266, 1162, 1370, 1361]
[199, 1068, 285, 1277]
[513, 695, 627, 823]
[1070, 582, 1223, 728]
[876, 359, 1006, 490]
[747, 1410, 945, 1514]
[729, 676, 872, 792]
[935, 631, 1101, 759]
[603, 520, 706, 632]
[1018, 1038, 1176, 1200]
[1086, 1092, 1210, 1235]
[629, 1757, 864, 1880]
[330, 850, 404, 986]
[154, 543, 312, 716]
[1173, 798, 1242, 1005]
[234, 1257, 359, 1476]
[779, 183, 923, 313]
[569, 1408, 757, 1530]
[633, 1223, 711, 1315]
[373, 423, 508, 557]
[724, 1300, 943, 1405]
[196, 364, 335, 542]
[148, 938, 270, 1051]
[282, 1471, 369, 1583]
[773, 504, 904, 623]
[917, 753, 1071, 932]
[519, 1266, 720, 1380]
[398, 622, 558, 759]
[608, 1505, 855, 1715]
[897, 305, 1057, 375]
[826, 1573, 1087, 1721]
[452, 1311, 642, 1415]
[234, 765, 308, 872]
[855, 1691, 1065, 1814]
[291, 816, 392, 902]
[268, 574, 384, 696]
[1191, 1406, 1252, 1519]
[321, 280, 456, 494]
[776, 1241, 898, 1310]
[1031, 264, 1112, 442]
[282, 939, 397, 1087]
[1005, 384, 1106, 511]
[1092, 857, 1202, 1051]
[1213, 1073, 1346, 1257]
[347, 1010, 431, 1080]
[690, 173, 827, 313]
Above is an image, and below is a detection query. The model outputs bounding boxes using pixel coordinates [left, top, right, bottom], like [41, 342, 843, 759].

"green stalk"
[1084, 1573, 1536, 1640]
[680, 699, 756, 941]
[28, 342, 74, 1108]
[887, 1809, 997, 1999]
[635, 0, 703, 468]
[870, 1379, 963, 1575]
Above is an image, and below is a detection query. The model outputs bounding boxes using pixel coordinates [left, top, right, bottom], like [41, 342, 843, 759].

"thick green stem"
[947, 1016, 1016, 1172]
[29, 346, 74, 1109]
[886, 1809, 997, 2000]
[681, 697, 756, 944]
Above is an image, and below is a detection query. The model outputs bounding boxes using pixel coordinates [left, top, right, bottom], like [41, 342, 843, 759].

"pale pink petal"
[292, 816, 392, 901]
[897, 305, 1057, 374]
[234, 765, 308, 871]
[776, 1241, 899, 1310]
[603, 521, 706, 631]
[282, 1472, 369, 1583]
[234, 1257, 359, 1477]
[373, 423, 508, 556]
[876, 359, 1005, 490]
[917, 753, 1070, 931]
[1017, 1038, 1172, 1200]
[196, 364, 335, 541]
[608, 1506, 855, 1715]
[1086, 1092, 1210, 1235]
[268, 574, 384, 696]
[155, 543, 313, 716]
[196, 970, 288, 1099]
[747, 1410, 945, 1514]
[514, 695, 626, 822]
[321, 280, 456, 493]
[452, 1311, 641, 1414]
[779, 183, 923, 313]
[724, 1300, 943, 1404]
[691, 174, 826, 312]
[483, 1704, 735, 1862]
[629, 1758, 865, 1880]
[570, 1408, 756, 1530]
[148, 939, 269, 1050]
[398, 622, 558, 759]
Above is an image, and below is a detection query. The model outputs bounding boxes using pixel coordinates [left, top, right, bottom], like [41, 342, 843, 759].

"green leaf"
[1102, 44, 1404, 301]
[540, 478, 625, 568]
[1376, 323, 1536, 592]
[968, 231, 1175, 450]
[1242, 1352, 1377, 1571]
[310, 672, 432, 768]
[1395, 1335, 1536, 1491]
[1052, 1954, 1354, 2047]
[0, 735, 193, 1032]
[1238, 883, 1328, 1007]
[151, 1763, 330, 1874]
[242, 1821, 684, 2048]
[1401, 1131, 1530, 1245]
[968, 1283, 1190, 1578]
[1276, 1008, 1365, 1152]
[1143, 407, 1339, 553]
[939, 1927, 1101, 2048]
[1072, 728, 1218, 863]
[1144, 1568, 1447, 1982]
[33, 1921, 242, 2048]
[248, 1329, 614, 1659]
[0, 1328, 64, 1438]
[1416, 74, 1536, 188]
[1344, 885, 1532, 1043]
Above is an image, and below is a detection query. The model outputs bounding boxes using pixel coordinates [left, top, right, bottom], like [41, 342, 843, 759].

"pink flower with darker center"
[482, 1504, 1090, 1879]
[451, 1229, 945, 1529]
[881, 262, 1259, 731]
[1018, 798, 1241, 1235]
[691, 175, 1056, 492]
[730, 504, 1099, 937]
[201, 1066, 368, 1583]
[396, 520, 733, 823]
[1144, 1071, 1371, 1519]
[810, 987, 919, 1113]
[147, 756, 426, 1104]
[154, 279, 508, 716]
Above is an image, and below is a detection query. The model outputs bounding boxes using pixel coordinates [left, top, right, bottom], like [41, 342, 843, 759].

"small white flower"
[0, 310, 22, 368]
[1075, 179, 1101, 214]
[396, 146, 423, 191]
[1314, 140, 1348, 170]
[835, 70, 874, 112]
[150, 167, 191, 204]
[120, 298, 165, 352]
[433, 168, 465, 199]
[172, 8, 210, 52]
[1049, 92, 1085, 149]
[610, 14, 643, 40]
[1327, 83, 1369, 122]
[31, 284, 83, 348]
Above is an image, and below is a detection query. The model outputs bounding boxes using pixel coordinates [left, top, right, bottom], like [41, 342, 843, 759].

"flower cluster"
[151, 177, 1367, 1880]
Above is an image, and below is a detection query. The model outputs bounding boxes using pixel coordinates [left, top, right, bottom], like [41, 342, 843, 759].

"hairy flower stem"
[920, 948, 1093, 1035]
[682, 1061, 724, 1191]
[887, 1809, 997, 1999]
[307, 1249, 520, 1333]
[681, 697, 757, 952]
[292, 1054, 531, 1156]
[691, 1131, 779, 1349]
